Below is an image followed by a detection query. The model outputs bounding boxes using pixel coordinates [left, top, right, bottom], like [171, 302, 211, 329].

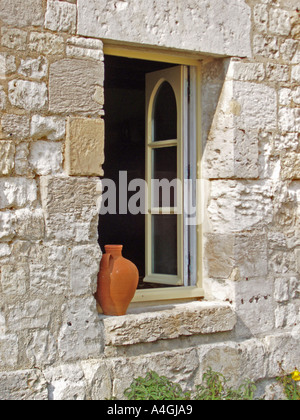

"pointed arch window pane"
[153, 81, 177, 142]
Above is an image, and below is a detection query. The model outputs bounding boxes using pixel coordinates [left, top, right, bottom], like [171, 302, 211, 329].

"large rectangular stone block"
[65, 117, 104, 176]
[49, 59, 104, 115]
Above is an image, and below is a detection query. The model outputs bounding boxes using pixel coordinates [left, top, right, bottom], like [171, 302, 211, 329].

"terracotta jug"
[96, 245, 139, 316]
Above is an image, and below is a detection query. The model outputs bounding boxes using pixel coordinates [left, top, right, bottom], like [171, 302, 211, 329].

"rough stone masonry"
[0, 0, 299, 400]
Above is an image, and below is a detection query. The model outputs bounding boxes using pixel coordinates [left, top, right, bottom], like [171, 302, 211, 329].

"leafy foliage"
[195, 368, 256, 401]
[124, 368, 256, 401]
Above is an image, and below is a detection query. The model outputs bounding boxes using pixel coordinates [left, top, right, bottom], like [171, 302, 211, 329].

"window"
[99, 45, 203, 304]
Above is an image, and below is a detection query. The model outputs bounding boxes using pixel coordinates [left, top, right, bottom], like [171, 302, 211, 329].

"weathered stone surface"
[45, 0, 77, 34]
[29, 141, 63, 176]
[66, 37, 104, 60]
[49, 59, 104, 115]
[0, 212, 15, 240]
[77, 0, 252, 57]
[0, 141, 15, 175]
[101, 302, 236, 347]
[58, 297, 104, 362]
[281, 152, 300, 180]
[0, 53, 16, 78]
[0, 0, 44, 28]
[1, 114, 30, 140]
[31, 115, 65, 141]
[7, 299, 51, 332]
[0, 178, 37, 209]
[208, 180, 274, 233]
[0, 86, 6, 110]
[15, 208, 44, 240]
[18, 56, 48, 80]
[1, 27, 27, 51]
[1, 264, 28, 296]
[8, 80, 48, 111]
[40, 176, 101, 242]
[0, 369, 48, 400]
[28, 32, 64, 56]
[70, 245, 101, 296]
[65, 117, 104, 176]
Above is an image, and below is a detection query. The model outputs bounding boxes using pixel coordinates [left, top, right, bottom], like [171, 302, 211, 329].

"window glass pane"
[152, 147, 177, 208]
[153, 81, 177, 141]
[152, 215, 177, 275]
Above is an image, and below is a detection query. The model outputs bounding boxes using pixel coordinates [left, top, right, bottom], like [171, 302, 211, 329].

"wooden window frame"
[103, 43, 204, 305]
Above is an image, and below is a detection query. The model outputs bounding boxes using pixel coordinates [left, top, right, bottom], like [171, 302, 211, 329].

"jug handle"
[100, 253, 114, 272]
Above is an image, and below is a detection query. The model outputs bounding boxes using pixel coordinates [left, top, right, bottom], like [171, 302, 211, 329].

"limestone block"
[0, 334, 18, 370]
[70, 245, 102, 296]
[29, 264, 69, 296]
[279, 108, 300, 133]
[281, 152, 300, 180]
[29, 141, 63, 175]
[296, 249, 300, 273]
[28, 32, 64, 56]
[233, 81, 277, 131]
[234, 234, 268, 278]
[0, 369, 48, 400]
[14, 143, 31, 176]
[18, 56, 48, 80]
[45, 0, 77, 33]
[0, 264, 28, 296]
[66, 117, 104, 176]
[204, 234, 235, 279]
[227, 60, 265, 82]
[15, 208, 44, 240]
[1, 114, 30, 140]
[291, 64, 300, 83]
[0, 0, 44, 28]
[269, 8, 291, 36]
[1, 27, 27, 51]
[0, 86, 6, 110]
[101, 302, 236, 347]
[77, 0, 252, 57]
[208, 180, 274, 233]
[44, 363, 87, 400]
[40, 176, 101, 242]
[7, 299, 51, 332]
[49, 59, 104, 115]
[266, 333, 300, 378]
[0, 243, 11, 258]
[0, 178, 37, 209]
[26, 330, 57, 367]
[266, 63, 290, 82]
[234, 277, 275, 337]
[253, 35, 279, 59]
[0, 212, 15, 240]
[81, 359, 112, 401]
[291, 10, 300, 39]
[31, 115, 65, 141]
[66, 37, 104, 60]
[8, 80, 48, 111]
[0, 141, 15, 175]
[58, 296, 103, 362]
[280, 39, 299, 62]
[0, 53, 16, 79]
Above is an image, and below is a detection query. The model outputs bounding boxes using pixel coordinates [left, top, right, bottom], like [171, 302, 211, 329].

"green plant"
[277, 369, 300, 401]
[124, 369, 256, 401]
[124, 371, 191, 400]
[195, 367, 256, 401]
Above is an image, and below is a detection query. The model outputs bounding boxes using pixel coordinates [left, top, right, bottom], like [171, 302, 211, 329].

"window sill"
[99, 301, 236, 349]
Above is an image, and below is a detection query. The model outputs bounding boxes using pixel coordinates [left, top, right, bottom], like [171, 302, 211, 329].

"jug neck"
[105, 245, 123, 258]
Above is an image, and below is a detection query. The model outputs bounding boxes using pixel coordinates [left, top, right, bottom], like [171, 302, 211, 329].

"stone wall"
[0, 0, 299, 400]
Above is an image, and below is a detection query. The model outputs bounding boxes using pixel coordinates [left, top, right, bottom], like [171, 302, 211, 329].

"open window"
[99, 46, 203, 304]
